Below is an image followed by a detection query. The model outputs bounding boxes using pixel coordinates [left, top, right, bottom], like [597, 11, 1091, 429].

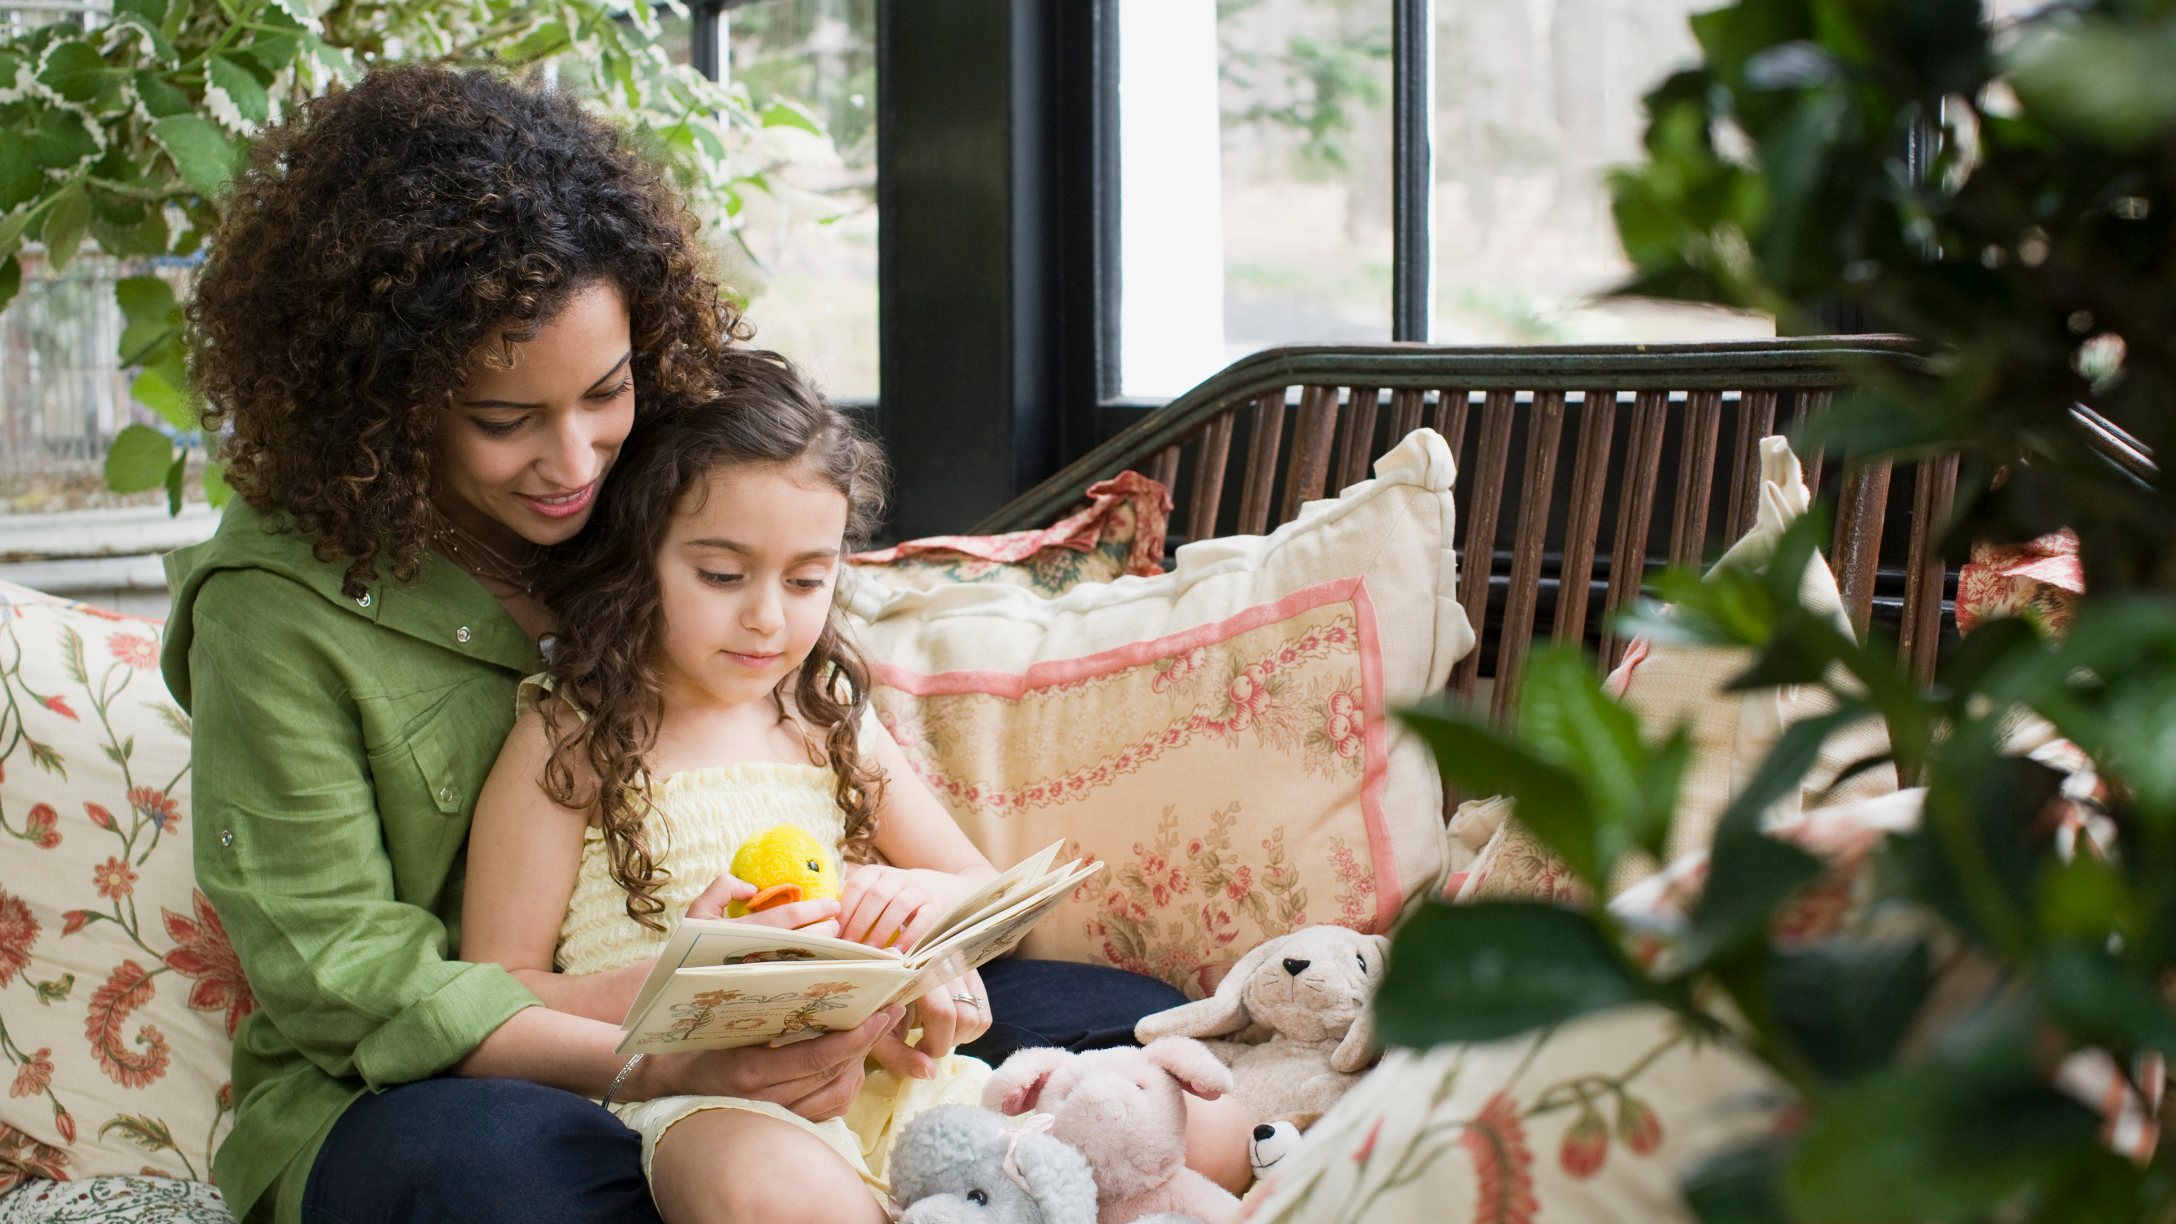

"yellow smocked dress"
[544, 690, 991, 1198]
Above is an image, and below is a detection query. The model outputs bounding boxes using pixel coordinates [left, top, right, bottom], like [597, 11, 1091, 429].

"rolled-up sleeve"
[189, 571, 537, 1089]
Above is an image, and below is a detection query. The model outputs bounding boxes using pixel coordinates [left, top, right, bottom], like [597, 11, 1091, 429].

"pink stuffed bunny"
[983, 1038, 1241, 1224]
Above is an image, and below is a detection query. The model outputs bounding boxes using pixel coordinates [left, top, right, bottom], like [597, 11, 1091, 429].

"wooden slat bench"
[977, 338, 1954, 719]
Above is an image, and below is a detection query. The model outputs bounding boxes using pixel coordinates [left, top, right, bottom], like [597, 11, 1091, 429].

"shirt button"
[356, 593, 372, 608]
[438, 787, 457, 806]
[455, 626, 472, 643]
[219, 829, 234, 847]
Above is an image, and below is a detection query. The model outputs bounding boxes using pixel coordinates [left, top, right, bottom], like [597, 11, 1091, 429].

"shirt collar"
[163, 504, 542, 704]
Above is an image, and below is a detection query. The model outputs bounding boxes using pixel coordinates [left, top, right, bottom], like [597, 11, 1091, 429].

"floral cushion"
[848, 472, 1172, 597]
[0, 1177, 229, 1223]
[1954, 528, 2082, 637]
[846, 430, 1475, 997]
[1445, 801, 1587, 909]
[1237, 1005, 1784, 1224]
[0, 582, 244, 1190]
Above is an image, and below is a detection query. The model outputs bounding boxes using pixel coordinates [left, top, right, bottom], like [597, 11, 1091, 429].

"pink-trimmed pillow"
[846, 432, 1474, 997]
[849, 472, 1172, 597]
[0, 582, 242, 1189]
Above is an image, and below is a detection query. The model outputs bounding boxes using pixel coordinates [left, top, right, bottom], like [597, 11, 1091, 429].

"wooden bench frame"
[979, 337, 1957, 719]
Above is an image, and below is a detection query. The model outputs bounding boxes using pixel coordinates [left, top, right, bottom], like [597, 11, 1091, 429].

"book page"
[622, 921, 896, 1031]
[615, 959, 915, 1054]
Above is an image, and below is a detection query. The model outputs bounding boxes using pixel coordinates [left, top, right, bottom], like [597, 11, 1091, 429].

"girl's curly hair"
[189, 66, 741, 598]
[539, 351, 890, 930]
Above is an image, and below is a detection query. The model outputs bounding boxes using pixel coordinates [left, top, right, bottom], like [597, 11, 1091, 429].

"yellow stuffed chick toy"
[727, 824, 841, 917]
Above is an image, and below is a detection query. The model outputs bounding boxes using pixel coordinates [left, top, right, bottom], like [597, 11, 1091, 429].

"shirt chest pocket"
[365, 677, 513, 822]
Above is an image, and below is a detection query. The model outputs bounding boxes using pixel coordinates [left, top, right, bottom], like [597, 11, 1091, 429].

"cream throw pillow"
[846, 430, 1474, 997]
[1608, 437, 1896, 871]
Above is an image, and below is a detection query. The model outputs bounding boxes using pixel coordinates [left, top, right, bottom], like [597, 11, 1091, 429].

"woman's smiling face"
[436, 281, 637, 547]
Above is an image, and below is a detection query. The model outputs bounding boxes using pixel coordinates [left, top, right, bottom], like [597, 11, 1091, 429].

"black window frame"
[691, 0, 1438, 536]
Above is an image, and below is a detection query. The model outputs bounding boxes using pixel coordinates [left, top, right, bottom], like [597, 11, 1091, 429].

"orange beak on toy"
[745, 883, 805, 913]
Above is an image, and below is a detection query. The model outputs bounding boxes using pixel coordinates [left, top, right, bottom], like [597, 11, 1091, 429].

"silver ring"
[950, 993, 983, 1010]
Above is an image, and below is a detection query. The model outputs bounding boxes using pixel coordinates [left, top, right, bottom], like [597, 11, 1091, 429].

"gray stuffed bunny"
[889, 1105, 1099, 1224]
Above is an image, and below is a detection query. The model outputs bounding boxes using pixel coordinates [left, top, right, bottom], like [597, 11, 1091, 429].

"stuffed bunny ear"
[1135, 935, 1285, 1043]
[1142, 1037, 1237, 1100]
[1331, 934, 1395, 1074]
[984, 1048, 1071, 1116]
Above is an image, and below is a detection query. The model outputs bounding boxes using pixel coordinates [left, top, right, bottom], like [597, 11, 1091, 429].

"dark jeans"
[303, 1076, 662, 1224]
[302, 962, 1182, 1220]
[960, 957, 1188, 1067]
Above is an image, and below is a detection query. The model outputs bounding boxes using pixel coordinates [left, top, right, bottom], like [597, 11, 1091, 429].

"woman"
[162, 66, 1215, 1224]
[162, 68, 909, 1224]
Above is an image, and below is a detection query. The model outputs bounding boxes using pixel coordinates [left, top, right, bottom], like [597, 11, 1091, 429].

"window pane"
[726, 0, 880, 401]
[1219, 0, 1395, 361]
[1431, 0, 1772, 342]
[1117, 0, 1396, 399]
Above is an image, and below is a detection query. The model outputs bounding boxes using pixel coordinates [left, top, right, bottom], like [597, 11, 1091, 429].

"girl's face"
[654, 460, 850, 711]
[436, 281, 637, 548]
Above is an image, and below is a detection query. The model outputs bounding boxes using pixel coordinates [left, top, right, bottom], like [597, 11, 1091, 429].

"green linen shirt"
[161, 504, 544, 1224]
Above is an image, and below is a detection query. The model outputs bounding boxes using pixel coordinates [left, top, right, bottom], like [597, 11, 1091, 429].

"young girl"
[461, 354, 1003, 1223]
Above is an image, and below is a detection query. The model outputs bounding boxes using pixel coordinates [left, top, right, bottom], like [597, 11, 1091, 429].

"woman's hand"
[641, 1006, 904, 1121]
[686, 871, 841, 939]
[837, 865, 987, 950]
[870, 970, 991, 1081]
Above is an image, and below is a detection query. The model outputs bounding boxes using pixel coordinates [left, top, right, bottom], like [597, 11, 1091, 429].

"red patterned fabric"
[849, 472, 1173, 595]
[1955, 528, 2084, 636]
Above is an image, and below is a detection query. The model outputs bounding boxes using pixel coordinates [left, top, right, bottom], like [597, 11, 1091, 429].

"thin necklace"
[431, 507, 546, 596]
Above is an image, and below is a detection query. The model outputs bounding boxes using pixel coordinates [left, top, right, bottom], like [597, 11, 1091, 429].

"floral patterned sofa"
[0, 341, 2064, 1221]
[0, 583, 238, 1221]
[0, 426, 1475, 1219]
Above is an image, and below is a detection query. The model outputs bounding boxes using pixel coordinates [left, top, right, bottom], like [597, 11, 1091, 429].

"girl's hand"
[871, 970, 991, 1081]
[686, 871, 841, 939]
[835, 864, 934, 949]
[837, 865, 983, 950]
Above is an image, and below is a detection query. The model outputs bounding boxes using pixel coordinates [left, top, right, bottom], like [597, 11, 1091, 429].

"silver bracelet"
[599, 1053, 645, 1108]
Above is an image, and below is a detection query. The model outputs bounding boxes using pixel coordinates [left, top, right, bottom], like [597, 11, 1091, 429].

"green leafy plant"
[1376, 0, 2176, 1218]
[2, 0, 835, 510]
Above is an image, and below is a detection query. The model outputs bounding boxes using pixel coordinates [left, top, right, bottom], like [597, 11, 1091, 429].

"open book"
[614, 842, 1103, 1055]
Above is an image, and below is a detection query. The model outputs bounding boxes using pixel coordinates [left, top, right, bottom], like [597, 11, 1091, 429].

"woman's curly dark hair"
[539, 351, 891, 930]
[189, 66, 742, 598]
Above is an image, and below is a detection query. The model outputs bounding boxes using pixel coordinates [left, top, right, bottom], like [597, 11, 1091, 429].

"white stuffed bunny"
[1134, 925, 1390, 1127]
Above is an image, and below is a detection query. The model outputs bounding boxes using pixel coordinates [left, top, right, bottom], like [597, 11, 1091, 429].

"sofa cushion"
[1606, 437, 1895, 873]
[1238, 1004, 1783, 1224]
[846, 431, 1474, 997]
[0, 582, 240, 1189]
[848, 472, 1172, 596]
[0, 1177, 231, 1223]
[1954, 528, 2082, 637]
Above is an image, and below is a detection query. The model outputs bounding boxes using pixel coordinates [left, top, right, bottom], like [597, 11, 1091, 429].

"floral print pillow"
[848, 472, 1172, 597]
[1955, 528, 2083, 637]
[856, 430, 1474, 998]
[1236, 1006, 1784, 1224]
[0, 582, 245, 1189]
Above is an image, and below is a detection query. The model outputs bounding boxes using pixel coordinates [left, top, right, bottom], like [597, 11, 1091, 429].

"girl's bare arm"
[460, 708, 653, 1023]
